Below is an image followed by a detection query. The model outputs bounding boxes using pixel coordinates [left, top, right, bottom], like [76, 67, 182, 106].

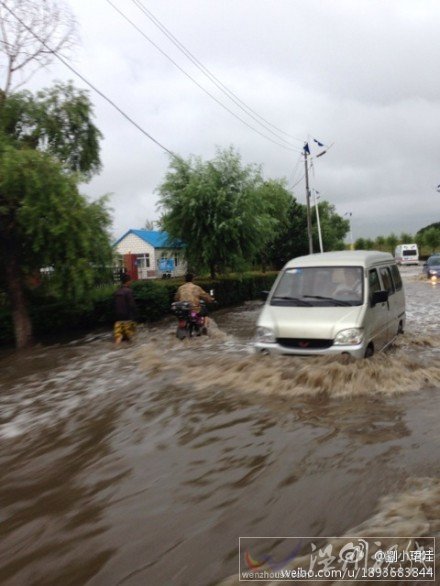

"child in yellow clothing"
[113, 274, 138, 344]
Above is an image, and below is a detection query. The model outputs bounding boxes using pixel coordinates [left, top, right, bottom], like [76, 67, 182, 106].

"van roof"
[284, 250, 394, 269]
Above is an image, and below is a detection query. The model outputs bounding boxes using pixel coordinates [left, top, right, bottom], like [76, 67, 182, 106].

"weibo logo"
[245, 541, 302, 571]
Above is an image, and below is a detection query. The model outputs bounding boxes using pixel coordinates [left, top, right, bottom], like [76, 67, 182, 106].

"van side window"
[379, 266, 395, 295]
[390, 264, 403, 291]
[369, 269, 381, 294]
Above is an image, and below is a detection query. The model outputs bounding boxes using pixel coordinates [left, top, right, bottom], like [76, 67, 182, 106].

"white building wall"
[175, 258, 187, 277]
[115, 234, 155, 256]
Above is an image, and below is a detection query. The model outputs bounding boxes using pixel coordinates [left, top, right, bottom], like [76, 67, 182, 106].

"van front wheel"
[364, 344, 374, 358]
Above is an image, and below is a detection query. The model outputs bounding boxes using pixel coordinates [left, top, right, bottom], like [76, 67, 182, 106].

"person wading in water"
[113, 273, 138, 344]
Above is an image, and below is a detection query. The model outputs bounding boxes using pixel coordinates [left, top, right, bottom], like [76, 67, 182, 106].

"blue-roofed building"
[114, 229, 186, 280]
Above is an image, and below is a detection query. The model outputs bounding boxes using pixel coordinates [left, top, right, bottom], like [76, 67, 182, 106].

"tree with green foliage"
[0, 84, 111, 348]
[157, 147, 278, 277]
[253, 178, 293, 270]
[263, 198, 348, 267]
[386, 233, 399, 253]
[265, 198, 308, 268]
[414, 231, 425, 252]
[417, 221, 440, 235]
[354, 238, 374, 250]
[375, 236, 385, 251]
[399, 232, 414, 243]
[421, 227, 440, 254]
[0, 1, 112, 348]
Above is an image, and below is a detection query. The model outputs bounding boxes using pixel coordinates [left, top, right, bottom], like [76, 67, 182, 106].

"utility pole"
[304, 144, 313, 254]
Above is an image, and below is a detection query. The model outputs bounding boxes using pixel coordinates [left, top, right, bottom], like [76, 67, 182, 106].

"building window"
[137, 254, 150, 269]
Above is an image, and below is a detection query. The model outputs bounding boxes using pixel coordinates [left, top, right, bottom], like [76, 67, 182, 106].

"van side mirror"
[260, 290, 269, 301]
[371, 290, 389, 306]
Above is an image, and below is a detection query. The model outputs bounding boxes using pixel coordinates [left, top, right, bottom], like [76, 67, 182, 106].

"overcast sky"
[26, 0, 440, 240]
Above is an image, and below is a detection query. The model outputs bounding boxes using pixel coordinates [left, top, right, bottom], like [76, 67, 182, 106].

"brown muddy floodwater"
[0, 268, 439, 586]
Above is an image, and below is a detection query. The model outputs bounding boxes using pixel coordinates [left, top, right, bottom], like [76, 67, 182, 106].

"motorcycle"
[171, 299, 209, 339]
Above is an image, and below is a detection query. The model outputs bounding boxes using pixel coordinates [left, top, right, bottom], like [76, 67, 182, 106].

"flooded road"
[0, 268, 439, 585]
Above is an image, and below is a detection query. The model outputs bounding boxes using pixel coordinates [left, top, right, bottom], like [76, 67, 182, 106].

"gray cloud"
[28, 0, 440, 240]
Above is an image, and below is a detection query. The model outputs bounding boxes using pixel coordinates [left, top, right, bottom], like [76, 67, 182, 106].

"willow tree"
[157, 147, 276, 277]
[0, 84, 111, 348]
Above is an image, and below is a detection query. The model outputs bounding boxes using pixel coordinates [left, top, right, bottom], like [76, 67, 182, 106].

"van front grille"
[277, 338, 333, 349]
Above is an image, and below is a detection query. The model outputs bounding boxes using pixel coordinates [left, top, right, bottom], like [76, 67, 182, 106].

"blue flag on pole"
[303, 142, 310, 155]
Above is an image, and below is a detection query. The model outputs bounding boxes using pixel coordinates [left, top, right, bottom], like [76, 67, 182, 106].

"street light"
[313, 190, 324, 253]
[344, 212, 353, 250]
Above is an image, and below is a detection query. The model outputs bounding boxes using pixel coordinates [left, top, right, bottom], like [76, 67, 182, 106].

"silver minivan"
[255, 251, 405, 359]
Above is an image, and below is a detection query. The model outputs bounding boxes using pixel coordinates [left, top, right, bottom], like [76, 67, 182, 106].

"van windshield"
[271, 266, 364, 307]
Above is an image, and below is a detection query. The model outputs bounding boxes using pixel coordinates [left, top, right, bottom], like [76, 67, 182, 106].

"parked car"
[422, 255, 440, 278]
[255, 251, 405, 359]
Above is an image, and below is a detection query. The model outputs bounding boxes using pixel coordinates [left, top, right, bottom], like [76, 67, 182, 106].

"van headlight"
[334, 328, 364, 345]
[256, 326, 276, 344]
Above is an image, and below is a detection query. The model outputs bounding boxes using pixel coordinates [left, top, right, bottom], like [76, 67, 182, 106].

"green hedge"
[0, 272, 278, 345]
[151, 272, 278, 306]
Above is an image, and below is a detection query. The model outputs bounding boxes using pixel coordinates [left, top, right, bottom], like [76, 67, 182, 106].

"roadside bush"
[131, 280, 170, 322]
[29, 285, 117, 335]
[0, 272, 279, 346]
[200, 272, 278, 306]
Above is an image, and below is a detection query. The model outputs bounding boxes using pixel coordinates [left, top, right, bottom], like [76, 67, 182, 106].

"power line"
[290, 152, 303, 188]
[291, 173, 305, 190]
[104, 0, 301, 154]
[1, 1, 179, 159]
[129, 0, 303, 145]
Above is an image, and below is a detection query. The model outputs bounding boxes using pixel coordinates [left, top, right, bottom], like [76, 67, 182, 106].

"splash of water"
[218, 478, 440, 586]
[138, 338, 440, 399]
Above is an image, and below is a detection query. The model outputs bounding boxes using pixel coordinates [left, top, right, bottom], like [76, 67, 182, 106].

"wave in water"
[138, 337, 440, 399]
[218, 477, 439, 586]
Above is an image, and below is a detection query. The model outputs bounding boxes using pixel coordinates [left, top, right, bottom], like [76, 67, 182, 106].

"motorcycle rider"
[175, 273, 214, 318]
